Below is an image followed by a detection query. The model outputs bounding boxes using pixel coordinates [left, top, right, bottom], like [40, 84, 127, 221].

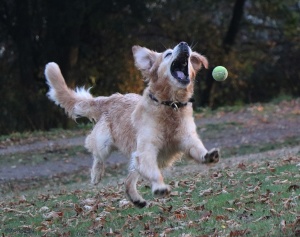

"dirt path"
[0, 136, 86, 156]
[0, 99, 299, 193]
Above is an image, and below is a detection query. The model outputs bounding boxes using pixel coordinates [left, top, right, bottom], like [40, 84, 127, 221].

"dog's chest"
[157, 113, 183, 146]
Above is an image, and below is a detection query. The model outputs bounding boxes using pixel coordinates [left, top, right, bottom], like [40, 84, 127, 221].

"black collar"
[149, 93, 194, 111]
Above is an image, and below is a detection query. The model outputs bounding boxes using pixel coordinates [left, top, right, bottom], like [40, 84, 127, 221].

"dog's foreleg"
[125, 171, 147, 208]
[182, 136, 220, 164]
[131, 150, 171, 198]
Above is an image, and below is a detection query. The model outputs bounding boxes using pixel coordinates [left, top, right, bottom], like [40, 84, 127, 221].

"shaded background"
[0, 0, 299, 135]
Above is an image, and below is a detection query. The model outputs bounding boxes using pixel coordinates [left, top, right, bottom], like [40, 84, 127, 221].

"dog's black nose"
[179, 42, 188, 47]
[178, 42, 189, 54]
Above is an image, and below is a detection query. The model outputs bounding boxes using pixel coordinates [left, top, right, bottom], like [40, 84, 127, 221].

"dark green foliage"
[0, 0, 299, 134]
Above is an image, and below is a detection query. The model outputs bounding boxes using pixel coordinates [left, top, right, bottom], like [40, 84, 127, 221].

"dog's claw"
[133, 200, 147, 208]
[153, 187, 171, 197]
[204, 148, 220, 164]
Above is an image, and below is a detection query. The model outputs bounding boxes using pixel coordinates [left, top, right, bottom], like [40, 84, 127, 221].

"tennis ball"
[212, 66, 228, 81]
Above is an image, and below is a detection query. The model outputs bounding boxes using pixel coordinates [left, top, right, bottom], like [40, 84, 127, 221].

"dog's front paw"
[125, 190, 147, 208]
[132, 199, 147, 208]
[152, 184, 171, 198]
[204, 148, 220, 164]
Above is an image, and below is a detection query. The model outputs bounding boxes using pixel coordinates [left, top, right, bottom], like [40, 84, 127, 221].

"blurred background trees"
[0, 0, 299, 135]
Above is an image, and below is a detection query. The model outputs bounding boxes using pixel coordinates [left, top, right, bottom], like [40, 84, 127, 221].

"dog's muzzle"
[171, 42, 190, 85]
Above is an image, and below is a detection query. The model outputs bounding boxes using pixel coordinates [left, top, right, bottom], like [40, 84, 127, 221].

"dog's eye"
[164, 52, 172, 58]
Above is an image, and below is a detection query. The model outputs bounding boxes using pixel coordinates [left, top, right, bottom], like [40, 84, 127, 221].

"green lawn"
[1, 155, 299, 236]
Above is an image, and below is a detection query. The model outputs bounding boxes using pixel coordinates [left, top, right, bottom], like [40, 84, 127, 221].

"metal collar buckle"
[170, 102, 179, 111]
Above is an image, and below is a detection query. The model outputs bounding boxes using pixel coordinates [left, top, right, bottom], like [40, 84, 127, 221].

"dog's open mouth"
[171, 52, 190, 85]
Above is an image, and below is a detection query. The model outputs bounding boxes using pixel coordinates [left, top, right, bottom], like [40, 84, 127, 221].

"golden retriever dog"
[45, 42, 220, 208]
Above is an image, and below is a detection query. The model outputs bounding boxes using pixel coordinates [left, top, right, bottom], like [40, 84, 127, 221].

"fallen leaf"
[224, 207, 236, 212]
[280, 220, 286, 233]
[84, 200, 100, 215]
[229, 229, 250, 236]
[226, 219, 241, 228]
[105, 206, 115, 212]
[273, 179, 289, 184]
[74, 204, 83, 216]
[216, 215, 228, 221]
[3, 208, 27, 214]
[287, 184, 300, 192]
[237, 163, 247, 170]
[199, 211, 212, 222]
[119, 199, 131, 208]
[246, 171, 258, 175]
[199, 188, 213, 196]
[39, 206, 50, 213]
[253, 216, 271, 222]
[169, 180, 179, 187]
[283, 198, 293, 209]
[18, 195, 27, 203]
[212, 171, 223, 179]
[144, 222, 150, 230]
[270, 209, 280, 217]
[226, 171, 235, 177]
[247, 185, 260, 193]
[83, 205, 93, 211]
[241, 194, 253, 199]
[42, 211, 63, 221]
[237, 211, 253, 221]
[154, 215, 166, 224]
[194, 205, 205, 211]
[174, 211, 187, 219]
[80, 198, 97, 206]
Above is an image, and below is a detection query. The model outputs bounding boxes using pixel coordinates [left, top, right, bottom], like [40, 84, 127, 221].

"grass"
[0, 123, 92, 147]
[1, 98, 299, 236]
[222, 135, 300, 158]
[0, 146, 88, 166]
[1, 155, 299, 236]
[198, 122, 243, 133]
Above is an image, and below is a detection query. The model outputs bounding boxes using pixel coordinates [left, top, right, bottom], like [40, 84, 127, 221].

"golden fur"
[45, 42, 219, 207]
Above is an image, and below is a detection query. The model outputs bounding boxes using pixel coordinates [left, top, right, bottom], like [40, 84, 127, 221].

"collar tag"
[170, 102, 179, 111]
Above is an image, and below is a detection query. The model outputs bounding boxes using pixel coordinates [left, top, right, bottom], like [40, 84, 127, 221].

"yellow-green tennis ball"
[212, 66, 228, 81]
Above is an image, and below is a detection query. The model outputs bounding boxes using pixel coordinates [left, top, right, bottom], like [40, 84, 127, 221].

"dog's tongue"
[176, 71, 185, 80]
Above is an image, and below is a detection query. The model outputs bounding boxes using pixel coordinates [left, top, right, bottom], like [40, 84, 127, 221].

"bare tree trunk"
[44, 0, 86, 85]
[13, 0, 37, 130]
[223, 0, 247, 53]
[200, 0, 247, 107]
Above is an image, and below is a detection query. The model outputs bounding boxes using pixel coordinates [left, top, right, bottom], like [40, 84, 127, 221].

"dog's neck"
[148, 91, 194, 111]
[148, 79, 194, 101]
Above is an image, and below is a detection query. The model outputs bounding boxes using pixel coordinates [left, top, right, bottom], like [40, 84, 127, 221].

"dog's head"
[132, 42, 208, 92]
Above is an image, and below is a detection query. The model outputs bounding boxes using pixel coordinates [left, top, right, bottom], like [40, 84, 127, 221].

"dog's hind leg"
[125, 171, 147, 208]
[91, 136, 113, 185]
[91, 155, 106, 185]
[85, 120, 113, 185]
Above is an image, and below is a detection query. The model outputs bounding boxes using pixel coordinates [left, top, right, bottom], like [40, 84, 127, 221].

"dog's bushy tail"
[45, 62, 100, 121]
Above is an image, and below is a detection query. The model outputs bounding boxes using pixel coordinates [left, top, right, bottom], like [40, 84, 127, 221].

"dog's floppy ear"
[132, 46, 159, 78]
[190, 52, 209, 72]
